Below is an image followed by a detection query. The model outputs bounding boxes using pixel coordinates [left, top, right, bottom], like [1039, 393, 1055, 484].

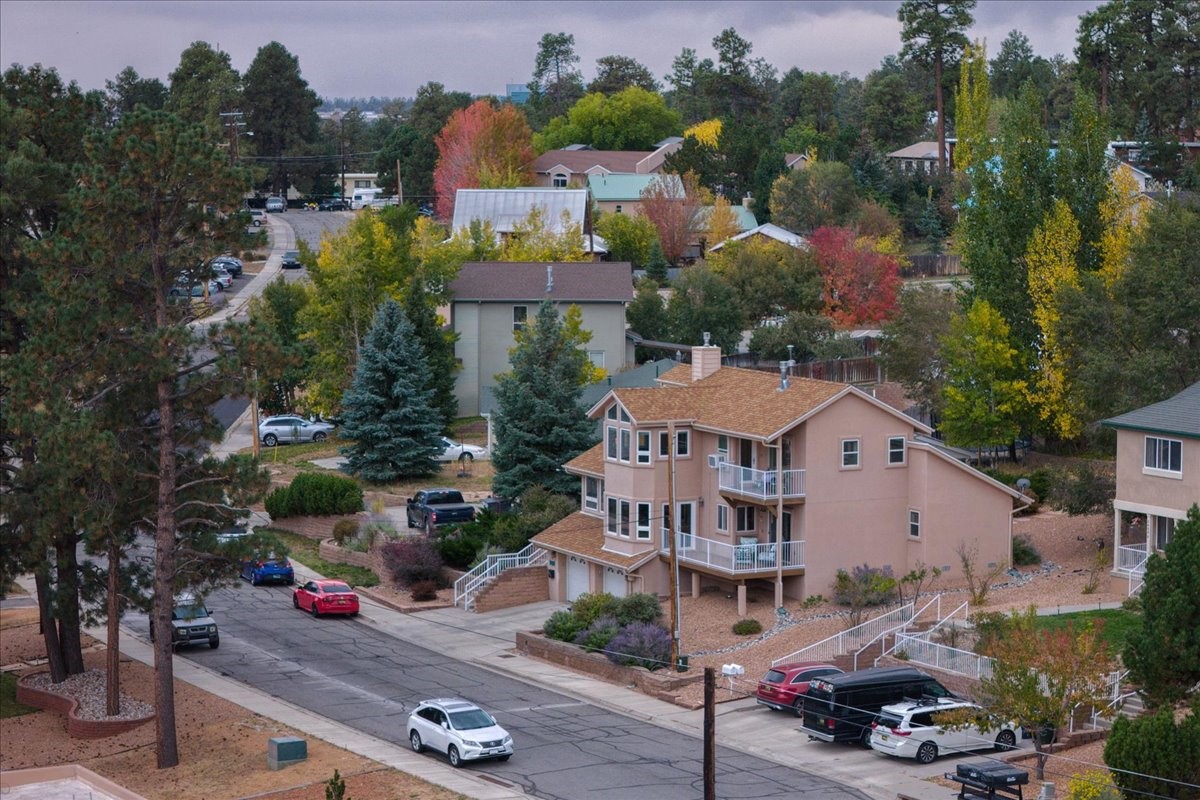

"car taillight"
[870, 721, 878, 729]
[826, 719, 835, 729]
[891, 727, 910, 736]
[256, 561, 265, 567]
[431, 511, 438, 522]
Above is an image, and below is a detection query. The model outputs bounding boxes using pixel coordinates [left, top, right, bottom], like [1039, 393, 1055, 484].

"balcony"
[717, 462, 805, 502]
[658, 530, 805, 577]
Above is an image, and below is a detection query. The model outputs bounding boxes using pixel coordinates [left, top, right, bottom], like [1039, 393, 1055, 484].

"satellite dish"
[1016, 478, 1032, 492]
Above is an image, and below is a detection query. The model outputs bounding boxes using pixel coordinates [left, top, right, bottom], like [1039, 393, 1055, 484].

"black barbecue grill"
[946, 761, 1030, 800]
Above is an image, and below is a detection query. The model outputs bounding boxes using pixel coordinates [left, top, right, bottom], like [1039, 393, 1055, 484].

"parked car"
[281, 250, 302, 269]
[406, 488, 476, 531]
[801, 667, 953, 744]
[210, 255, 243, 277]
[439, 437, 488, 462]
[869, 698, 1020, 764]
[149, 593, 219, 649]
[241, 553, 294, 586]
[756, 662, 843, 716]
[265, 196, 285, 212]
[247, 209, 266, 226]
[258, 414, 335, 446]
[209, 266, 233, 290]
[408, 698, 513, 767]
[292, 579, 359, 617]
[171, 278, 221, 298]
[318, 197, 350, 211]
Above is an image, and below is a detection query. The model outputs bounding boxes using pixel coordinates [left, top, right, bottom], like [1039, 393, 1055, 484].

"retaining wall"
[473, 566, 549, 612]
[16, 673, 155, 739]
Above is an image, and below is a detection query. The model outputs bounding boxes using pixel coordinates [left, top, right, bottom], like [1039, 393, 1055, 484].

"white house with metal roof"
[708, 222, 808, 253]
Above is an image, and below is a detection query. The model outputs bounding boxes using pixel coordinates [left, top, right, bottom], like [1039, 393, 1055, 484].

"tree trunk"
[106, 535, 121, 717]
[34, 568, 67, 683]
[153, 372, 180, 769]
[935, 54, 946, 174]
[54, 532, 85, 675]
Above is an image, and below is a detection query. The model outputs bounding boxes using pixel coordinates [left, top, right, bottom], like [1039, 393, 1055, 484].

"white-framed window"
[619, 428, 631, 463]
[676, 430, 690, 457]
[584, 477, 601, 511]
[736, 506, 755, 532]
[661, 502, 670, 541]
[1155, 516, 1176, 551]
[716, 504, 729, 532]
[658, 431, 670, 458]
[354, 179, 371, 188]
[1144, 436, 1182, 476]
[607, 405, 617, 420]
[620, 407, 630, 422]
[717, 435, 729, 457]
[636, 431, 651, 464]
[607, 497, 630, 537]
[512, 305, 528, 331]
[677, 501, 695, 548]
[887, 436, 906, 466]
[606, 426, 618, 460]
[636, 502, 652, 540]
[909, 509, 921, 538]
[552, 173, 568, 188]
[588, 350, 605, 371]
[841, 438, 860, 469]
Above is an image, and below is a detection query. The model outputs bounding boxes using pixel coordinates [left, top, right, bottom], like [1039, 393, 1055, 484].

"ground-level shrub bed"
[542, 592, 671, 670]
[266, 529, 379, 587]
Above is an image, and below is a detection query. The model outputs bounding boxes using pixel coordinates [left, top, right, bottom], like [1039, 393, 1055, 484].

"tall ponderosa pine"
[339, 300, 443, 482]
[241, 41, 320, 193]
[492, 300, 596, 498]
[404, 275, 459, 433]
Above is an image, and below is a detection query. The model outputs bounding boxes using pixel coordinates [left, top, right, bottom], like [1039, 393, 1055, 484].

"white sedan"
[408, 698, 513, 767]
[439, 437, 488, 462]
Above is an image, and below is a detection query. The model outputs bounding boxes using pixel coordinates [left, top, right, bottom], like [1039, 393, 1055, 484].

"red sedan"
[756, 661, 842, 716]
[292, 579, 360, 617]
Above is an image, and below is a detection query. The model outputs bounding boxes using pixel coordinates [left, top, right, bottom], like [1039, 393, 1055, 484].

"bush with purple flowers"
[573, 615, 621, 653]
[605, 622, 672, 670]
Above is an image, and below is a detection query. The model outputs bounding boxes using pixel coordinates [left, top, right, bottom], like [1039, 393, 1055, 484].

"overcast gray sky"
[1, 1, 1099, 100]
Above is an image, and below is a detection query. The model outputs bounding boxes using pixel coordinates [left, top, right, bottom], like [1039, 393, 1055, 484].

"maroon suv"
[756, 661, 843, 716]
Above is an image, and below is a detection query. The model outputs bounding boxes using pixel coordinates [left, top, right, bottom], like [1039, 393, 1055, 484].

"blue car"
[241, 554, 294, 586]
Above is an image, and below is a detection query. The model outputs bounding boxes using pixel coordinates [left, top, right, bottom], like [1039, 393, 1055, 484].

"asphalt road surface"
[175, 581, 871, 800]
[275, 206, 352, 250]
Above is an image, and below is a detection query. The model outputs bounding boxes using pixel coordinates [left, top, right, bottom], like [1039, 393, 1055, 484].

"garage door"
[567, 556, 589, 602]
[603, 566, 627, 597]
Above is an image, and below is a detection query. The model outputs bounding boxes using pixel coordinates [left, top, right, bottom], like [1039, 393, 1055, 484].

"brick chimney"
[691, 332, 722, 381]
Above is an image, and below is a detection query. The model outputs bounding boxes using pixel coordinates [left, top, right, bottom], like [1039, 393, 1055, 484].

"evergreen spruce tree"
[492, 300, 597, 498]
[645, 239, 670, 285]
[339, 300, 442, 481]
[404, 275, 459, 432]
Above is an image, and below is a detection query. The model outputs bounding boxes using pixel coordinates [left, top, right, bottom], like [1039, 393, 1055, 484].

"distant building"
[886, 140, 956, 174]
[708, 222, 806, 253]
[506, 84, 531, 105]
[534, 139, 682, 188]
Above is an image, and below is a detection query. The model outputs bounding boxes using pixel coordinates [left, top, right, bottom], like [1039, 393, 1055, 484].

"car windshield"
[172, 605, 209, 621]
[322, 582, 352, 594]
[449, 708, 495, 730]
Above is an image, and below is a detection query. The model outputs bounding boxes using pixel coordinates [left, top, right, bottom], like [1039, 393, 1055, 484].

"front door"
[768, 512, 793, 557]
[567, 556, 589, 601]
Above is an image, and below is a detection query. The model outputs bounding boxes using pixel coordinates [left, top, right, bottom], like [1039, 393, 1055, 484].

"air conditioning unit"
[707, 454, 726, 468]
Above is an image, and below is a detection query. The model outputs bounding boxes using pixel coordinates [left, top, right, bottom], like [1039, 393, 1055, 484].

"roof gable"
[588, 173, 681, 202]
[534, 150, 652, 175]
[1102, 382, 1200, 438]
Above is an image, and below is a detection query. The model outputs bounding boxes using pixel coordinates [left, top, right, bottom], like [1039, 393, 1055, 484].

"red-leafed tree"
[639, 171, 704, 265]
[809, 226, 902, 326]
[433, 99, 535, 220]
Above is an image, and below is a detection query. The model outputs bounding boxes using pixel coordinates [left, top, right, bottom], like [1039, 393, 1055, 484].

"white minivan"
[869, 698, 1020, 764]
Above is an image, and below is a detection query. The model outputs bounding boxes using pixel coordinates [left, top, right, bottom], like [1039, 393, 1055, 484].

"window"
[588, 350, 605, 371]
[620, 407, 630, 422]
[1144, 436, 1182, 475]
[676, 430, 690, 457]
[620, 429, 631, 462]
[841, 438, 860, 469]
[584, 477, 601, 511]
[677, 502, 695, 548]
[1155, 516, 1176, 550]
[615, 204, 623, 214]
[353, 179, 371, 188]
[888, 436, 906, 465]
[552, 173, 568, 188]
[607, 405, 617, 420]
[716, 504, 729, 532]
[736, 506, 755, 532]
[512, 305, 528, 331]
[607, 498, 630, 537]
[717, 435, 729, 457]
[658, 431, 670, 458]
[636, 502, 652, 540]
[740, 438, 754, 467]
[909, 509, 921, 538]
[636, 431, 651, 464]
[606, 426, 617, 460]
[662, 503, 670, 540]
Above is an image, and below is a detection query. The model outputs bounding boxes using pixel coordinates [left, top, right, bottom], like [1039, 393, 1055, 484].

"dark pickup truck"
[406, 488, 476, 531]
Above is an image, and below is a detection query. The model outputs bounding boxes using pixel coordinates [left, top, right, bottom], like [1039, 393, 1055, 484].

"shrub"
[1064, 769, 1121, 800]
[732, 618, 763, 635]
[1048, 465, 1114, 516]
[332, 518, 360, 546]
[570, 592, 619, 627]
[801, 594, 826, 608]
[434, 524, 489, 570]
[969, 610, 1014, 655]
[605, 622, 672, 670]
[615, 593, 663, 626]
[573, 615, 620, 653]
[1012, 535, 1042, 566]
[543, 609, 585, 642]
[1105, 708, 1200, 799]
[832, 564, 897, 626]
[264, 473, 363, 518]
[381, 537, 446, 588]
[409, 580, 440, 602]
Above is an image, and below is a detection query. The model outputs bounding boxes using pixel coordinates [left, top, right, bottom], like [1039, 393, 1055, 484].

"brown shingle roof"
[565, 443, 605, 476]
[532, 512, 659, 570]
[655, 363, 693, 386]
[450, 262, 634, 302]
[534, 150, 653, 175]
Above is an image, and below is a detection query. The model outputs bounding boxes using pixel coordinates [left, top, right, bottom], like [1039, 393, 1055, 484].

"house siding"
[1113, 429, 1199, 515]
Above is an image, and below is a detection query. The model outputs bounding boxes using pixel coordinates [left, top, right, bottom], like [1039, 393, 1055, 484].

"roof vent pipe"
[702, 331, 711, 346]
[546, 265, 553, 294]
[779, 361, 790, 391]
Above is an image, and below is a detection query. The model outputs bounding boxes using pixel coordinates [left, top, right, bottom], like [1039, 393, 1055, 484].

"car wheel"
[312, 432, 326, 443]
[209, 637, 219, 649]
[791, 698, 804, 718]
[292, 594, 300, 609]
[263, 433, 278, 447]
[251, 572, 262, 586]
[462, 452, 473, 462]
[916, 741, 938, 765]
[498, 755, 510, 762]
[311, 603, 320, 618]
[410, 731, 423, 753]
[447, 745, 462, 768]
[406, 512, 415, 529]
[994, 730, 1017, 751]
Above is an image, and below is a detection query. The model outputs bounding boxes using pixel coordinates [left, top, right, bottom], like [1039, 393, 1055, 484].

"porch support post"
[737, 582, 747, 617]
[1112, 506, 1121, 572]
[774, 436, 784, 609]
[691, 571, 701, 598]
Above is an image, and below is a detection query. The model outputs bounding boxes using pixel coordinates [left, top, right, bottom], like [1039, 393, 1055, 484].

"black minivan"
[800, 666, 951, 744]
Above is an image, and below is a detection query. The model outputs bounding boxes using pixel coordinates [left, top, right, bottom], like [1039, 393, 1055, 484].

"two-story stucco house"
[1102, 382, 1200, 590]
[448, 261, 635, 417]
[532, 344, 1027, 614]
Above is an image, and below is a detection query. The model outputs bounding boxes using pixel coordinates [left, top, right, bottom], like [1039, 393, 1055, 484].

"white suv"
[408, 698, 513, 767]
[868, 698, 1020, 765]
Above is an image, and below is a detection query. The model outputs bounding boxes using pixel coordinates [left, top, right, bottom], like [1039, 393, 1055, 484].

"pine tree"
[492, 300, 597, 498]
[404, 275, 459, 432]
[644, 239, 669, 284]
[339, 300, 443, 482]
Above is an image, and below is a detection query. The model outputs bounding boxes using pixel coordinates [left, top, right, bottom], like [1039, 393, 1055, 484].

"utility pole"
[251, 368, 261, 459]
[704, 667, 716, 800]
[396, 159, 404, 204]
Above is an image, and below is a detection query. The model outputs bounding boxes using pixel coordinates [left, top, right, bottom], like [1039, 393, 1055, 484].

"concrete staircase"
[471, 565, 549, 613]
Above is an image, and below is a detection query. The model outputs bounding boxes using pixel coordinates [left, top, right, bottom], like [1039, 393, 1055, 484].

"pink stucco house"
[532, 344, 1028, 614]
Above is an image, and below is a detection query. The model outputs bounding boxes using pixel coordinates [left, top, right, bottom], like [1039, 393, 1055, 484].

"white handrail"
[872, 596, 968, 666]
[453, 543, 548, 608]
[853, 594, 944, 669]
[772, 602, 914, 667]
[889, 634, 996, 680]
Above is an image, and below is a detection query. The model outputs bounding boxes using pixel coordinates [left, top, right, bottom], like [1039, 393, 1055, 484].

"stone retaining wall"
[16, 673, 154, 739]
[473, 566, 549, 612]
[268, 513, 365, 540]
[516, 632, 703, 708]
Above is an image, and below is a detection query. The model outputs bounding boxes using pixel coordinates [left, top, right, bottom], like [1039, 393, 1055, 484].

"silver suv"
[868, 697, 1019, 764]
[258, 414, 335, 446]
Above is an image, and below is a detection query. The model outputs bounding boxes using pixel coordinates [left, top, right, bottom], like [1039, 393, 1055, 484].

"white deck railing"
[772, 602, 915, 666]
[890, 634, 996, 680]
[874, 599, 969, 665]
[717, 463, 806, 499]
[453, 543, 548, 609]
[658, 530, 804, 575]
[1117, 544, 1149, 573]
